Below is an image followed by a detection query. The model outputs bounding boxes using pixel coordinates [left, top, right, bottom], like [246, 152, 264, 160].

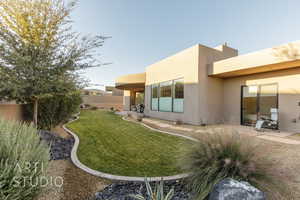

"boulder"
[209, 178, 266, 200]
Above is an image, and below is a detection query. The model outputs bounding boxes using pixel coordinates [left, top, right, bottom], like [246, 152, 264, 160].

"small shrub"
[130, 178, 174, 200]
[180, 129, 271, 200]
[110, 107, 114, 111]
[0, 119, 50, 200]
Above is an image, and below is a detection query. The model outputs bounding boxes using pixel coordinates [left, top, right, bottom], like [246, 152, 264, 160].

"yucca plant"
[180, 129, 271, 200]
[0, 118, 50, 200]
[130, 179, 175, 200]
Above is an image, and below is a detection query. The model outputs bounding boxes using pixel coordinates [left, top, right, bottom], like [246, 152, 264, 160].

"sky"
[70, 0, 300, 89]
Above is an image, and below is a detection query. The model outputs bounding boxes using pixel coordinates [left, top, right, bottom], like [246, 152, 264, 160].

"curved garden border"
[62, 112, 198, 182]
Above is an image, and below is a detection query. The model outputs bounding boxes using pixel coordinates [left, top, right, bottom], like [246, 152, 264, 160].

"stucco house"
[115, 40, 300, 132]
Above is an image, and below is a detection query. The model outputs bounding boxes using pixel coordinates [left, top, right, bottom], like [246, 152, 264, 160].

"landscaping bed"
[93, 180, 191, 200]
[39, 130, 74, 160]
[66, 110, 195, 177]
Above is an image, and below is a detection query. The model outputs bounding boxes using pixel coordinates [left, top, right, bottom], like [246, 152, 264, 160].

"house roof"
[210, 40, 300, 78]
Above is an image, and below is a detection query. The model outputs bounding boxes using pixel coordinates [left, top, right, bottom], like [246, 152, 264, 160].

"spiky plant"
[181, 129, 271, 200]
[0, 119, 50, 200]
[130, 179, 174, 200]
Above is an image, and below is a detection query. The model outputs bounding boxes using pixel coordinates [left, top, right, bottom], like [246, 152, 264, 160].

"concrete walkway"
[142, 117, 300, 145]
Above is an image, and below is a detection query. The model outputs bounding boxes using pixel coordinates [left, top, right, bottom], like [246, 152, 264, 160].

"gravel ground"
[94, 180, 191, 200]
[39, 130, 74, 160]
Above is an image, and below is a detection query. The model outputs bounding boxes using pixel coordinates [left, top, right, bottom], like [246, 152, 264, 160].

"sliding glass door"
[241, 84, 278, 126]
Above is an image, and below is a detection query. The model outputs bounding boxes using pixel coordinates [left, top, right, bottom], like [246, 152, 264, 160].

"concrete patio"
[140, 117, 300, 145]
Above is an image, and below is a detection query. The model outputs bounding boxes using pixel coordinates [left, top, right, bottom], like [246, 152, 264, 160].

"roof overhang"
[115, 72, 146, 90]
[209, 41, 300, 78]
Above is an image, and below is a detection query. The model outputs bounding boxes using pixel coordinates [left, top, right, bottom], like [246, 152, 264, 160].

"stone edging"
[62, 113, 196, 182]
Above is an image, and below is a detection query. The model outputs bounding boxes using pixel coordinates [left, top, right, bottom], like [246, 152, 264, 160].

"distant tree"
[0, 0, 106, 125]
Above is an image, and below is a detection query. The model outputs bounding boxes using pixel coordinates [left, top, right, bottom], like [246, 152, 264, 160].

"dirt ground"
[36, 160, 110, 200]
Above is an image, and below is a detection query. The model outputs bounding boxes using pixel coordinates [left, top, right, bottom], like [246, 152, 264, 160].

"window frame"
[172, 78, 184, 113]
[151, 84, 159, 111]
[150, 77, 184, 113]
[158, 80, 173, 112]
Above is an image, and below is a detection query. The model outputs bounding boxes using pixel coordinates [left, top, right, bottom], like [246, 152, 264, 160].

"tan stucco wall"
[223, 68, 300, 132]
[0, 104, 25, 121]
[197, 45, 238, 124]
[82, 96, 123, 110]
[145, 45, 200, 124]
[123, 90, 131, 111]
[144, 44, 237, 125]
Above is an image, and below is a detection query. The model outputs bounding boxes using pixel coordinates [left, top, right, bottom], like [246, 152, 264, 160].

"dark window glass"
[174, 79, 184, 99]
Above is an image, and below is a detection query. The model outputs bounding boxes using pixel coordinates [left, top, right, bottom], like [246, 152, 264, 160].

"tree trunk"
[33, 99, 38, 126]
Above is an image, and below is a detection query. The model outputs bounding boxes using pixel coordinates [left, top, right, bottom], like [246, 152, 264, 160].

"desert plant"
[180, 129, 270, 200]
[130, 179, 174, 200]
[0, 118, 50, 200]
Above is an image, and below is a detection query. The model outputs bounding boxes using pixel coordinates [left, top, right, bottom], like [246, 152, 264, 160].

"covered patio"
[115, 72, 146, 112]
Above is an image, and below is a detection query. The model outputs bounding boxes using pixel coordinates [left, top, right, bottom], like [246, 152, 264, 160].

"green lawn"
[67, 110, 194, 177]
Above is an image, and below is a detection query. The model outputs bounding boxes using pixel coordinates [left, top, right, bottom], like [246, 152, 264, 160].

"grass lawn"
[66, 110, 194, 177]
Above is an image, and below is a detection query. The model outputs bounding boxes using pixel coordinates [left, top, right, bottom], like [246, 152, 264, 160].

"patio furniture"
[255, 108, 279, 132]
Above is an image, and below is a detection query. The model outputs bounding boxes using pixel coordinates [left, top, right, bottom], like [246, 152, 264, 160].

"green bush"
[181, 129, 271, 200]
[0, 119, 50, 200]
[25, 92, 82, 130]
[130, 178, 174, 200]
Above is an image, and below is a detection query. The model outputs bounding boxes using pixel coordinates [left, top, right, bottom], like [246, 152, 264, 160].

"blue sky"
[71, 0, 300, 89]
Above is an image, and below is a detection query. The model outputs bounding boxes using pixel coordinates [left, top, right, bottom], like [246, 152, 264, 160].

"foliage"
[0, 118, 50, 200]
[0, 0, 106, 124]
[66, 110, 194, 176]
[25, 91, 82, 130]
[180, 129, 270, 200]
[130, 179, 174, 200]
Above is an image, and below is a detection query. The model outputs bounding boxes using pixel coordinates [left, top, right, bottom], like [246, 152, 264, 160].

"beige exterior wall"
[123, 90, 131, 111]
[145, 45, 200, 124]
[223, 68, 300, 132]
[197, 45, 238, 124]
[144, 44, 237, 125]
[82, 96, 123, 110]
[0, 104, 25, 121]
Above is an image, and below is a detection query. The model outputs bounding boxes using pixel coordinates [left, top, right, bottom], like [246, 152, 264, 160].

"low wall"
[82, 96, 123, 110]
[0, 104, 25, 121]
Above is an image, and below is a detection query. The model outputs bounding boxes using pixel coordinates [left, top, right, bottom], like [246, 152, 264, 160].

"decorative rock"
[39, 130, 74, 160]
[94, 180, 191, 200]
[209, 178, 266, 200]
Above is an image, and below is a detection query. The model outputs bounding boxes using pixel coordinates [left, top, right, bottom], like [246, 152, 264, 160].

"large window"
[151, 84, 159, 110]
[173, 79, 184, 112]
[150, 78, 184, 113]
[159, 81, 173, 112]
